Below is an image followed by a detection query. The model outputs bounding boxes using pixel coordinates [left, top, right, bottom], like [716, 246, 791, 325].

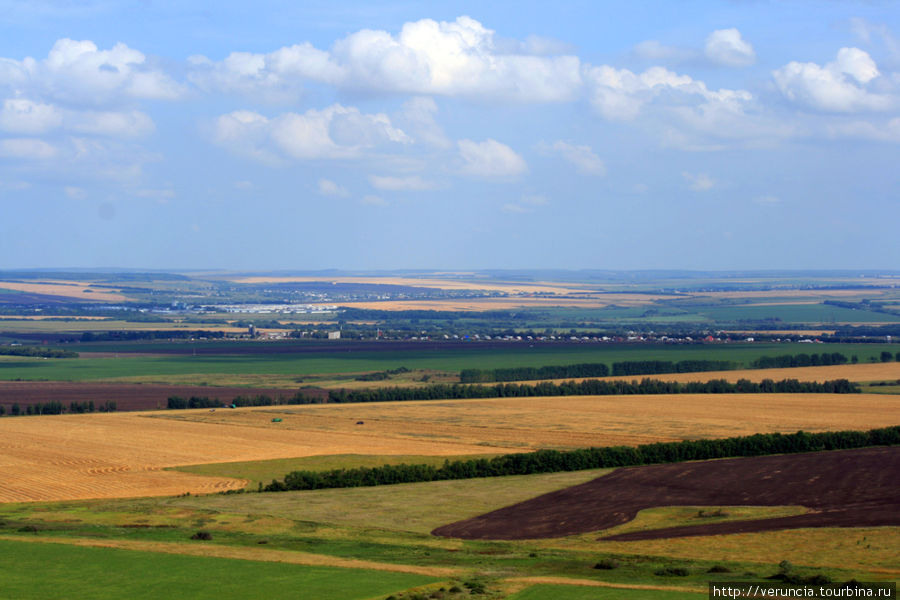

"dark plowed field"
[432, 447, 900, 541]
[0, 381, 317, 411]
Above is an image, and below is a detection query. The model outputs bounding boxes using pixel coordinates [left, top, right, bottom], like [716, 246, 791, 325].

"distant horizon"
[3, 267, 900, 278]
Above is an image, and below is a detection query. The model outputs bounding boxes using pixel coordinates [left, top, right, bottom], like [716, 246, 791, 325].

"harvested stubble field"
[3, 390, 897, 503]
[0, 411, 519, 503]
[166, 392, 900, 453]
[0, 280, 126, 302]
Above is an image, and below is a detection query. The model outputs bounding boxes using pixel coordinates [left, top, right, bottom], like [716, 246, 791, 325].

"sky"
[0, 0, 898, 271]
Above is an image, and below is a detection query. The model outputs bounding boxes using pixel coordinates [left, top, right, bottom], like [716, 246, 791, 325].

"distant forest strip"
[0, 346, 78, 358]
[460, 352, 860, 383]
[262, 425, 900, 492]
[326, 377, 860, 404]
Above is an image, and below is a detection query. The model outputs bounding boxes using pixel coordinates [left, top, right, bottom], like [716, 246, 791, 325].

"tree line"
[0, 346, 78, 358]
[0, 400, 116, 416]
[166, 392, 325, 410]
[326, 377, 859, 404]
[751, 352, 849, 369]
[263, 425, 900, 492]
[459, 352, 868, 384]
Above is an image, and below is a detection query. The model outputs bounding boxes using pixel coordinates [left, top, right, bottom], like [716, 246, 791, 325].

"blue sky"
[1, 1, 898, 271]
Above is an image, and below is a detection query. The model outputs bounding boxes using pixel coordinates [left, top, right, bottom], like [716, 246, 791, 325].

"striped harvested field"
[1, 388, 896, 503]
[0, 411, 521, 503]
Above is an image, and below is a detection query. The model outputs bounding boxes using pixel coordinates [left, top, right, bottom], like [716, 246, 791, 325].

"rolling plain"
[0, 270, 898, 599]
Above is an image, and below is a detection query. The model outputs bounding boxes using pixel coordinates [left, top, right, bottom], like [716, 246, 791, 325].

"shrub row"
[263, 425, 900, 492]
[327, 377, 859, 404]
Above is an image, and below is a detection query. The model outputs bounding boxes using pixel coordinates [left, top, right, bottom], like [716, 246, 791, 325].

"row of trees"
[751, 352, 849, 369]
[263, 425, 900, 491]
[0, 400, 116, 416]
[461, 363, 611, 383]
[327, 377, 859, 404]
[166, 392, 324, 410]
[610, 359, 735, 376]
[458, 351, 877, 384]
[0, 346, 78, 358]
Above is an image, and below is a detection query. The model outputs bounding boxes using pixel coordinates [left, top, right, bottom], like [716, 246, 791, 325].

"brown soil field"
[162, 392, 900, 451]
[0, 410, 520, 503]
[0, 281, 126, 302]
[0, 381, 310, 411]
[432, 447, 900, 540]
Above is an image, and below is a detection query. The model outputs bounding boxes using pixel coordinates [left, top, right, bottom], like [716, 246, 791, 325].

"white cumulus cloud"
[705, 28, 756, 67]
[458, 138, 527, 177]
[0, 98, 63, 134]
[683, 171, 715, 191]
[212, 104, 411, 164]
[189, 16, 582, 103]
[318, 178, 349, 197]
[773, 48, 892, 112]
[369, 175, 436, 191]
[584, 64, 752, 121]
[539, 140, 605, 175]
[0, 137, 58, 159]
[0, 38, 183, 106]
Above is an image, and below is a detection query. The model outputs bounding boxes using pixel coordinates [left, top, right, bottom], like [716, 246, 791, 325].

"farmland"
[1, 391, 897, 503]
[0, 270, 898, 598]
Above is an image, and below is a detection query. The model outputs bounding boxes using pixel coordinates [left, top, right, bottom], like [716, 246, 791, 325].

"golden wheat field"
[2, 389, 897, 503]
[0, 411, 521, 503]
[0, 280, 126, 302]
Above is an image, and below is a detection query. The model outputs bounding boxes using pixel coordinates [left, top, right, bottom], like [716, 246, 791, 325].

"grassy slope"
[172, 453, 502, 490]
[0, 343, 895, 383]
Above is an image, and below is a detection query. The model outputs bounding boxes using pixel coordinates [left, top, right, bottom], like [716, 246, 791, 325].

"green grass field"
[0, 539, 438, 600]
[0, 342, 895, 383]
[173, 453, 502, 490]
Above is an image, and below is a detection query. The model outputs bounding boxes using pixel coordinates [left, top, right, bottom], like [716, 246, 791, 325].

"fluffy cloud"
[396, 97, 450, 148]
[539, 141, 605, 175]
[773, 48, 892, 112]
[457, 138, 527, 177]
[705, 29, 756, 67]
[0, 98, 63, 134]
[826, 117, 900, 143]
[584, 64, 752, 121]
[369, 175, 436, 191]
[189, 16, 582, 103]
[0, 39, 182, 105]
[0, 98, 153, 138]
[683, 171, 715, 191]
[212, 104, 411, 163]
[0, 138, 58, 159]
[318, 178, 349, 197]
